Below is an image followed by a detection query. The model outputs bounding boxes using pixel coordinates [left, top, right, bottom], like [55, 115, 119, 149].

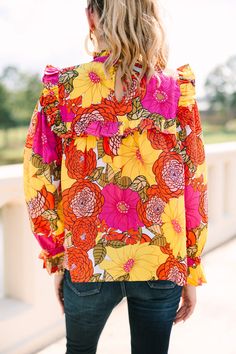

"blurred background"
[0, 1, 235, 354]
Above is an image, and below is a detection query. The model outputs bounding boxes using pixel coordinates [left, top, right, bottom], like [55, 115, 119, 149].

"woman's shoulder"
[161, 63, 195, 82]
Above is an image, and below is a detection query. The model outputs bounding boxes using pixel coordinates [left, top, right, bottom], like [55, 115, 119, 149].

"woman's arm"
[176, 64, 208, 287]
[23, 65, 65, 275]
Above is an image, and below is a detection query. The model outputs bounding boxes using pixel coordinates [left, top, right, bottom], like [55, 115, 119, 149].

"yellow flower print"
[195, 159, 208, 184]
[61, 158, 76, 190]
[195, 226, 207, 257]
[178, 82, 195, 107]
[70, 62, 115, 107]
[161, 196, 186, 258]
[187, 263, 207, 286]
[118, 115, 141, 134]
[74, 136, 97, 152]
[99, 243, 168, 281]
[23, 148, 47, 201]
[111, 131, 161, 185]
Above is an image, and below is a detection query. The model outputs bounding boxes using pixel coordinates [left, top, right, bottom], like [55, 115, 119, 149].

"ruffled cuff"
[187, 262, 207, 286]
[39, 249, 65, 275]
[176, 64, 196, 107]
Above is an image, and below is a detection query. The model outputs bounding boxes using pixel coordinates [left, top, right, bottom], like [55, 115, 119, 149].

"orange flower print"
[32, 215, 51, 235]
[62, 180, 104, 230]
[186, 230, 197, 248]
[140, 233, 152, 243]
[103, 96, 132, 115]
[147, 128, 176, 151]
[27, 185, 54, 219]
[156, 256, 187, 286]
[72, 218, 98, 251]
[66, 247, 94, 282]
[65, 141, 96, 179]
[153, 151, 184, 202]
[177, 103, 202, 134]
[121, 229, 141, 245]
[184, 132, 205, 166]
[137, 187, 166, 227]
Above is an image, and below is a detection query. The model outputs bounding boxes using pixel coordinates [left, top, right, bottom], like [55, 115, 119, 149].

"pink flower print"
[85, 120, 120, 137]
[60, 104, 76, 122]
[34, 233, 65, 256]
[33, 111, 58, 164]
[141, 73, 181, 119]
[42, 65, 59, 85]
[185, 184, 201, 230]
[99, 184, 144, 232]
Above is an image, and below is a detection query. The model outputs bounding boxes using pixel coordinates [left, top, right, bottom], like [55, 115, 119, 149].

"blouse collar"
[93, 49, 111, 60]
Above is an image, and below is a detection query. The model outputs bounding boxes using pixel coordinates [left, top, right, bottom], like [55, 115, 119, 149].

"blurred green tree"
[0, 65, 42, 127]
[205, 55, 236, 123]
[0, 81, 15, 146]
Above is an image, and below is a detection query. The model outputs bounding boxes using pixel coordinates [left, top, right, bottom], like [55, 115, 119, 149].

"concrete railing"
[0, 141, 236, 354]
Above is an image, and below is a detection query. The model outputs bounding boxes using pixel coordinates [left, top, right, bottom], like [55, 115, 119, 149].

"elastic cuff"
[39, 250, 65, 275]
[187, 263, 207, 286]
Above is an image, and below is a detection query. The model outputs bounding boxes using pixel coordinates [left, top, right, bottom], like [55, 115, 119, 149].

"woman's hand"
[174, 284, 197, 324]
[54, 273, 64, 315]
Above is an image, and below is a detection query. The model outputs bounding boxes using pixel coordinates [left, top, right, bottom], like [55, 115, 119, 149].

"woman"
[23, 0, 208, 353]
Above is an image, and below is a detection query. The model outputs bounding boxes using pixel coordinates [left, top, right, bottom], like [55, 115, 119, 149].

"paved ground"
[38, 237, 236, 354]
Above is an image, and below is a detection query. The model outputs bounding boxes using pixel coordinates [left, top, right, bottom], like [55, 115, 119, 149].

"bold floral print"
[141, 73, 181, 118]
[23, 50, 208, 286]
[72, 218, 97, 251]
[147, 127, 177, 151]
[153, 151, 185, 202]
[111, 131, 160, 185]
[99, 243, 168, 281]
[65, 141, 97, 179]
[99, 183, 144, 231]
[161, 196, 186, 258]
[156, 256, 187, 286]
[70, 61, 115, 107]
[65, 247, 94, 282]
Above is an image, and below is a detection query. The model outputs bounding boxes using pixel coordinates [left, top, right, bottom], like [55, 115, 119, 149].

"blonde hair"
[86, 0, 169, 95]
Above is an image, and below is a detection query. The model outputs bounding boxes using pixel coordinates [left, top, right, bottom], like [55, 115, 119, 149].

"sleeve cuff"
[38, 250, 65, 275]
[187, 262, 207, 286]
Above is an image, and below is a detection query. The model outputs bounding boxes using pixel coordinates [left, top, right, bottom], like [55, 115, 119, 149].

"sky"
[0, 0, 235, 98]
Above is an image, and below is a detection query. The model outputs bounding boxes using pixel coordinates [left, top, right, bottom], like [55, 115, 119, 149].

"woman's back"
[23, 1, 208, 351]
[23, 47, 207, 286]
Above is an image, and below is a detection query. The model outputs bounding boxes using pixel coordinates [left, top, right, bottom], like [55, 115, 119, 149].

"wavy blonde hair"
[86, 0, 169, 94]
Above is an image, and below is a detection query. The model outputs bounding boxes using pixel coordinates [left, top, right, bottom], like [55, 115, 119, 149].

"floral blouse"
[23, 49, 208, 287]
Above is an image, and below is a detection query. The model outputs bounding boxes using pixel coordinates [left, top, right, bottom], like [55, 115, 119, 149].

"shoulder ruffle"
[39, 65, 70, 138]
[176, 64, 196, 107]
[39, 64, 177, 140]
[42, 64, 60, 85]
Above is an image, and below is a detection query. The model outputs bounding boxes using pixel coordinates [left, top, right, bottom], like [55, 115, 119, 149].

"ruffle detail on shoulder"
[42, 64, 60, 85]
[39, 64, 70, 139]
[176, 64, 196, 107]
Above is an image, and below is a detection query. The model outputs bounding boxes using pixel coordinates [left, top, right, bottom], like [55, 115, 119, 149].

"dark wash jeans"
[63, 268, 183, 354]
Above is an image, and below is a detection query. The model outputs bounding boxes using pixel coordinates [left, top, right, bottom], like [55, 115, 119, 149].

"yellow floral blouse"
[23, 49, 208, 286]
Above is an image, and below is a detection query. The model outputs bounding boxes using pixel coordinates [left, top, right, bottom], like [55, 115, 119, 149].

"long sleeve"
[23, 65, 65, 275]
[176, 64, 208, 286]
